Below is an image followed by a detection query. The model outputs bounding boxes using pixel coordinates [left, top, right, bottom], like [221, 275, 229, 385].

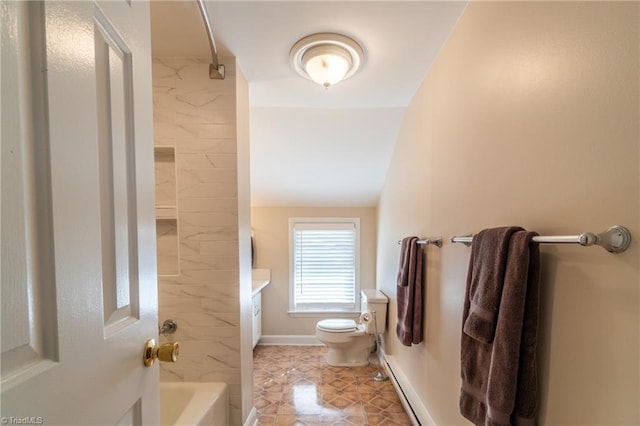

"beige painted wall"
[251, 207, 377, 336]
[376, 2, 639, 425]
[235, 65, 254, 424]
[152, 57, 252, 425]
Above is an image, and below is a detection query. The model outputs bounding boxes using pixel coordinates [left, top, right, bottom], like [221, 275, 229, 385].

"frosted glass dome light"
[290, 33, 364, 89]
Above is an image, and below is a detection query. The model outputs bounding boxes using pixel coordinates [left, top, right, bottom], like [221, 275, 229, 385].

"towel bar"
[450, 225, 631, 254]
[397, 237, 443, 248]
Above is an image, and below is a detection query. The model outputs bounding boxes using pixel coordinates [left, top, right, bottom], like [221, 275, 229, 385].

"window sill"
[287, 310, 361, 318]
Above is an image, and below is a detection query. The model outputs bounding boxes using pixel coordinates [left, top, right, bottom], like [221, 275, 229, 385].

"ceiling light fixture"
[290, 33, 364, 89]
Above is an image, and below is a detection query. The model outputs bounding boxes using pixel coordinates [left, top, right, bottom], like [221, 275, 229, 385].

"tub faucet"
[159, 319, 178, 336]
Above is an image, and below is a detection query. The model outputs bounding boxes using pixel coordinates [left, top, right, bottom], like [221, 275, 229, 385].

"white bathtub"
[160, 382, 228, 426]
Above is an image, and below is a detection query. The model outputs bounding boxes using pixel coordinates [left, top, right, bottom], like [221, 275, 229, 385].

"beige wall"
[376, 2, 639, 425]
[235, 66, 254, 423]
[152, 57, 252, 425]
[251, 207, 377, 336]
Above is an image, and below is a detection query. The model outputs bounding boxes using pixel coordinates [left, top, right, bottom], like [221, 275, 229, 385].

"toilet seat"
[316, 319, 357, 332]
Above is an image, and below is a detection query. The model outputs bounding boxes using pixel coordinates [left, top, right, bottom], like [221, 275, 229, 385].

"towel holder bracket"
[423, 237, 443, 248]
[583, 225, 631, 253]
[451, 234, 473, 247]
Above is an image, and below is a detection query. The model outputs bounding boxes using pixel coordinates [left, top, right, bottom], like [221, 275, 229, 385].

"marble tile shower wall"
[152, 57, 243, 422]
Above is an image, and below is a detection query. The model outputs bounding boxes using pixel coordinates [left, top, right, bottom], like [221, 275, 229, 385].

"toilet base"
[323, 336, 375, 367]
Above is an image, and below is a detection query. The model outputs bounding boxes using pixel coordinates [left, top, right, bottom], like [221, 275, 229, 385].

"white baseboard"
[243, 406, 258, 426]
[258, 335, 323, 346]
[383, 353, 437, 426]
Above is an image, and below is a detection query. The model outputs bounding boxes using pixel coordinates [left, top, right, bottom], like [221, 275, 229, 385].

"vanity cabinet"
[251, 268, 270, 349]
[252, 292, 262, 349]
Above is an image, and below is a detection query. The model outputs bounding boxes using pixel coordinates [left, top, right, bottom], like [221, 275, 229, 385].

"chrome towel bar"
[450, 225, 631, 254]
[397, 237, 443, 248]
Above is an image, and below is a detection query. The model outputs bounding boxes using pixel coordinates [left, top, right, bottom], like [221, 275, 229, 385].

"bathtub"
[160, 382, 228, 426]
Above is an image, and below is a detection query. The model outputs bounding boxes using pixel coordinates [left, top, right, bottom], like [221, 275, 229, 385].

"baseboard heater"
[381, 353, 437, 426]
[382, 357, 421, 425]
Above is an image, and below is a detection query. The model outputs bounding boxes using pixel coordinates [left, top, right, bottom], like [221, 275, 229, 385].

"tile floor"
[253, 345, 414, 425]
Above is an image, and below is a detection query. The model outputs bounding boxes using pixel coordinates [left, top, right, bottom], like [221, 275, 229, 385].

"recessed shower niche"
[154, 145, 179, 276]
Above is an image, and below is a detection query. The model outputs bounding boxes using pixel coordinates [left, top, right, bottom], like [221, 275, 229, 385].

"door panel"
[94, 4, 140, 335]
[0, 0, 59, 385]
[1, 1, 158, 424]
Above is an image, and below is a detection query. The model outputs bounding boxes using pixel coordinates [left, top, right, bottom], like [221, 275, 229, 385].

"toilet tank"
[360, 289, 388, 334]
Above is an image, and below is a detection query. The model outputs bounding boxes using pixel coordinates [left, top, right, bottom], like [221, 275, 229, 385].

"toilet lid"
[317, 319, 357, 332]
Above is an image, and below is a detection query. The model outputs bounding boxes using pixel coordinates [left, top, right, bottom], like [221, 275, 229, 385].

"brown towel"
[396, 236, 424, 346]
[463, 226, 523, 344]
[460, 229, 540, 426]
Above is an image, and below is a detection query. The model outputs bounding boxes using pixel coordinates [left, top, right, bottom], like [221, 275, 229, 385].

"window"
[289, 218, 360, 313]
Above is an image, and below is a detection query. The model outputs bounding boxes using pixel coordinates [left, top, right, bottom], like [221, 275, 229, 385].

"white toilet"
[315, 289, 389, 367]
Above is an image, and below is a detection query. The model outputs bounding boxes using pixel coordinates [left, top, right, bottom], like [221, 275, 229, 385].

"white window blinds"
[291, 220, 358, 311]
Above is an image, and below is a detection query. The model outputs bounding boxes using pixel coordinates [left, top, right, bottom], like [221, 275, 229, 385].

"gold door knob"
[143, 339, 180, 367]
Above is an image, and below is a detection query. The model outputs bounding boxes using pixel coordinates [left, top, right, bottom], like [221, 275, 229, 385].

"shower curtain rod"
[196, 0, 225, 80]
[450, 225, 631, 254]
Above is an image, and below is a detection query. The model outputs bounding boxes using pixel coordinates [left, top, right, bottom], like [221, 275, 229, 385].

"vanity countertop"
[252, 268, 271, 296]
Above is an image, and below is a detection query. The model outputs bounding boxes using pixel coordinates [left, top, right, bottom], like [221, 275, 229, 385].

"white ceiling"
[151, 1, 467, 206]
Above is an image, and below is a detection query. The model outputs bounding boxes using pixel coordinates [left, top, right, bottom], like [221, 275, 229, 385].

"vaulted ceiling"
[151, 1, 467, 206]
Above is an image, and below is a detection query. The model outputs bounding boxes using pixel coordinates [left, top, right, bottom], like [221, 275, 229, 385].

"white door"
[1, 1, 159, 424]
